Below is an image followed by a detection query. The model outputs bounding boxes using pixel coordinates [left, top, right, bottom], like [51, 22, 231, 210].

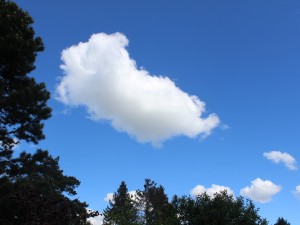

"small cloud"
[87, 214, 103, 225]
[190, 184, 234, 198]
[104, 190, 137, 202]
[293, 185, 300, 200]
[56, 32, 220, 146]
[263, 151, 297, 170]
[128, 190, 137, 201]
[104, 192, 114, 202]
[240, 178, 281, 203]
[220, 123, 230, 130]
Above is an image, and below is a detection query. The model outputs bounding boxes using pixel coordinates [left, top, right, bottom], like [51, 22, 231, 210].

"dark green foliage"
[172, 191, 268, 225]
[0, 0, 51, 157]
[103, 179, 296, 225]
[274, 217, 290, 225]
[0, 1, 98, 224]
[103, 181, 140, 225]
[171, 194, 197, 225]
[136, 179, 180, 225]
[0, 149, 95, 225]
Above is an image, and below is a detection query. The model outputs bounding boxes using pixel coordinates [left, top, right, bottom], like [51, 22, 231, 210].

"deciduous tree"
[172, 190, 268, 225]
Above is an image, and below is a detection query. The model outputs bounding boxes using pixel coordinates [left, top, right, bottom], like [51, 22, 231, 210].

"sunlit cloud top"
[56, 33, 219, 145]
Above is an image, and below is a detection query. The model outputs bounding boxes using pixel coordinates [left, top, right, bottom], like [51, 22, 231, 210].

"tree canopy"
[0, 0, 51, 158]
[103, 179, 294, 225]
[0, 1, 98, 224]
[172, 191, 268, 225]
[136, 179, 179, 225]
[103, 181, 139, 225]
[274, 217, 291, 225]
[0, 149, 96, 224]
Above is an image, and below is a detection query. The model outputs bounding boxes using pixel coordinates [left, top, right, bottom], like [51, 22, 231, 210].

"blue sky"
[14, 0, 300, 224]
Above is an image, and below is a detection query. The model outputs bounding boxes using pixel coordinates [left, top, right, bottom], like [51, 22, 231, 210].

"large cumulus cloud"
[56, 33, 219, 145]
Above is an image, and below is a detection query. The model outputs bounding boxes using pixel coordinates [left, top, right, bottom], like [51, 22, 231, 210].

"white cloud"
[240, 178, 281, 203]
[104, 192, 114, 202]
[128, 190, 137, 201]
[220, 123, 230, 130]
[190, 184, 234, 198]
[56, 32, 220, 145]
[263, 151, 297, 170]
[87, 214, 103, 225]
[104, 190, 137, 203]
[293, 185, 300, 200]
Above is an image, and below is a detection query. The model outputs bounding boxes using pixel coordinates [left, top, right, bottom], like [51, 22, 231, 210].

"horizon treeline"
[102, 179, 290, 225]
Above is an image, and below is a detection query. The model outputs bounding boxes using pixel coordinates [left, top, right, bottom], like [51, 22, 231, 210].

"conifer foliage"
[103, 181, 140, 225]
[0, 0, 51, 158]
[0, 1, 97, 224]
[136, 179, 179, 225]
[0, 150, 92, 224]
[274, 217, 291, 225]
[104, 179, 293, 225]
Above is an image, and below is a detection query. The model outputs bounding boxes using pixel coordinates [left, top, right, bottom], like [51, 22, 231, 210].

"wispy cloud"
[56, 33, 219, 146]
[263, 151, 297, 170]
[220, 123, 230, 130]
[293, 185, 300, 200]
[190, 184, 234, 198]
[240, 178, 281, 203]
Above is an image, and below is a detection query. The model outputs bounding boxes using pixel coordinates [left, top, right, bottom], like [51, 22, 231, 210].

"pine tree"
[136, 179, 179, 225]
[103, 181, 140, 225]
[274, 217, 290, 225]
[0, 1, 97, 224]
[0, 0, 51, 158]
[0, 149, 95, 224]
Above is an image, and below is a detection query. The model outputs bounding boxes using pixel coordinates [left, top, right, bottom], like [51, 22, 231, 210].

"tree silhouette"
[0, 149, 96, 224]
[0, 0, 51, 159]
[103, 181, 140, 225]
[274, 217, 290, 225]
[136, 179, 179, 225]
[172, 190, 268, 225]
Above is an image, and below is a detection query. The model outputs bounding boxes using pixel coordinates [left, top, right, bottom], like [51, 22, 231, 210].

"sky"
[13, 0, 300, 224]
